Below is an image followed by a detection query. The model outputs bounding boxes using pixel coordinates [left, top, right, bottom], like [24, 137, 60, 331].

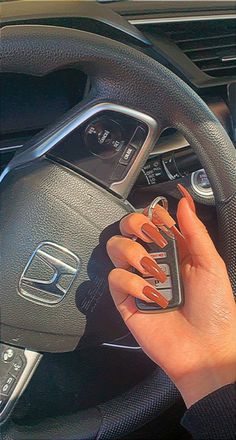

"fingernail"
[152, 205, 176, 228]
[177, 184, 196, 213]
[143, 286, 169, 309]
[141, 223, 168, 248]
[141, 256, 167, 283]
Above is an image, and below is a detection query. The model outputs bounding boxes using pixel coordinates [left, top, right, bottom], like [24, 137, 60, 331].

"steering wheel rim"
[1, 25, 236, 439]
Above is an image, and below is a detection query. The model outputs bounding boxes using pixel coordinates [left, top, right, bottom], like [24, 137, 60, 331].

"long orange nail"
[177, 184, 196, 213]
[141, 223, 168, 248]
[152, 204, 176, 228]
[141, 256, 167, 283]
[143, 286, 169, 308]
[151, 205, 184, 241]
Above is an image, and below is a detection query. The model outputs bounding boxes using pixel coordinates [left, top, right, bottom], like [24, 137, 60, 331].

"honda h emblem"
[18, 242, 81, 305]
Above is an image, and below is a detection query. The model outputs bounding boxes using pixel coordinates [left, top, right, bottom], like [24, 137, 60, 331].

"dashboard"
[1, 0, 236, 206]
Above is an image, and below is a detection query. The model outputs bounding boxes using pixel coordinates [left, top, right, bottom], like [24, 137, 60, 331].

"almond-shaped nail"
[141, 223, 167, 248]
[141, 256, 167, 283]
[177, 183, 196, 213]
[143, 286, 169, 309]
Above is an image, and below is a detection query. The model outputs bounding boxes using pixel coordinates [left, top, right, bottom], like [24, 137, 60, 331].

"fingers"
[177, 197, 220, 267]
[106, 236, 167, 282]
[177, 183, 196, 213]
[120, 213, 168, 248]
[108, 268, 169, 322]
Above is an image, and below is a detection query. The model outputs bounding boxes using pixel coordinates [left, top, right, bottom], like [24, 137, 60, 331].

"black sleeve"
[181, 383, 236, 439]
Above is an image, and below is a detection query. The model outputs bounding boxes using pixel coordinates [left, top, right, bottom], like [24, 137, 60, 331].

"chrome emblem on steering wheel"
[18, 242, 81, 306]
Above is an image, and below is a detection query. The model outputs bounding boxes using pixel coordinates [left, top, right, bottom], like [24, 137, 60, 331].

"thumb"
[177, 197, 219, 267]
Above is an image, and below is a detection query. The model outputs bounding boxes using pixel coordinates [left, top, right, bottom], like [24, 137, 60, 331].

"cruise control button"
[130, 126, 146, 149]
[119, 145, 136, 166]
[10, 356, 25, 378]
[2, 348, 15, 363]
[1, 375, 16, 396]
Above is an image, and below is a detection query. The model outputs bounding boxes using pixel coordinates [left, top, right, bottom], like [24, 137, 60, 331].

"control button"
[0, 396, 7, 413]
[130, 126, 146, 149]
[157, 264, 170, 276]
[10, 356, 25, 378]
[162, 153, 181, 180]
[119, 145, 136, 166]
[110, 163, 126, 181]
[2, 348, 15, 363]
[84, 118, 124, 158]
[158, 289, 173, 301]
[191, 169, 213, 198]
[150, 252, 167, 260]
[1, 375, 16, 396]
[146, 276, 172, 290]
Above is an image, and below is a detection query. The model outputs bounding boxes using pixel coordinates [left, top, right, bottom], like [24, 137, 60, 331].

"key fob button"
[158, 264, 170, 276]
[149, 252, 167, 260]
[146, 276, 172, 289]
[159, 289, 173, 301]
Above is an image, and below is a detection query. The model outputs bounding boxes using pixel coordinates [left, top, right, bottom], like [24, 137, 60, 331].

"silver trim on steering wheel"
[0, 103, 158, 198]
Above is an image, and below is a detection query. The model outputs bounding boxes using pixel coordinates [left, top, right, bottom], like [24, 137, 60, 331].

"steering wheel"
[1, 25, 236, 439]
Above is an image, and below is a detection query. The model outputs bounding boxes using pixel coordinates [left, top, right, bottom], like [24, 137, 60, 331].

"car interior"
[0, 1, 236, 439]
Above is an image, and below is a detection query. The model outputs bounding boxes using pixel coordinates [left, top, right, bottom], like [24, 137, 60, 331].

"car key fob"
[135, 232, 184, 313]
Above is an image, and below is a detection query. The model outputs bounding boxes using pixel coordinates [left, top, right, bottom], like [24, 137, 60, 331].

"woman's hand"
[106, 192, 236, 408]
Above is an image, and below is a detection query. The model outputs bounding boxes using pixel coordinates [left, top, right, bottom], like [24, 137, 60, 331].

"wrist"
[176, 359, 236, 408]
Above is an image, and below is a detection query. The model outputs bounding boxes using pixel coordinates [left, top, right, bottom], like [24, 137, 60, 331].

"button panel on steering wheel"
[49, 109, 149, 190]
[0, 344, 42, 424]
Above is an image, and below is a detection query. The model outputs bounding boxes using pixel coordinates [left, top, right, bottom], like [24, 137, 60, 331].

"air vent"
[137, 18, 236, 80]
[165, 19, 236, 78]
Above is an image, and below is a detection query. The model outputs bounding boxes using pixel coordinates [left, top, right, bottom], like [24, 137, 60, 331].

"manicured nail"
[143, 286, 169, 309]
[141, 256, 167, 283]
[152, 205, 176, 228]
[177, 184, 196, 213]
[141, 223, 168, 248]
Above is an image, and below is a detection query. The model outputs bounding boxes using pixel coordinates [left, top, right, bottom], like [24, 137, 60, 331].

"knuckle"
[128, 275, 141, 293]
[106, 235, 119, 252]
[108, 268, 122, 285]
[120, 212, 146, 229]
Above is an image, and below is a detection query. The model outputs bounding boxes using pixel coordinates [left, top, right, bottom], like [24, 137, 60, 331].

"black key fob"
[135, 233, 184, 313]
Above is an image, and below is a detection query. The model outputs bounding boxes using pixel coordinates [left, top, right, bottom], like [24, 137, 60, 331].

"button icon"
[10, 356, 24, 378]
[1, 375, 16, 396]
[150, 252, 167, 259]
[2, 348, 15, 363]
[119, 145, 136, 165]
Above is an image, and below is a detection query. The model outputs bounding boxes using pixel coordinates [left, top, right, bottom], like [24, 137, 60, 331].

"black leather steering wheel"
[1, 25, 236, 439]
